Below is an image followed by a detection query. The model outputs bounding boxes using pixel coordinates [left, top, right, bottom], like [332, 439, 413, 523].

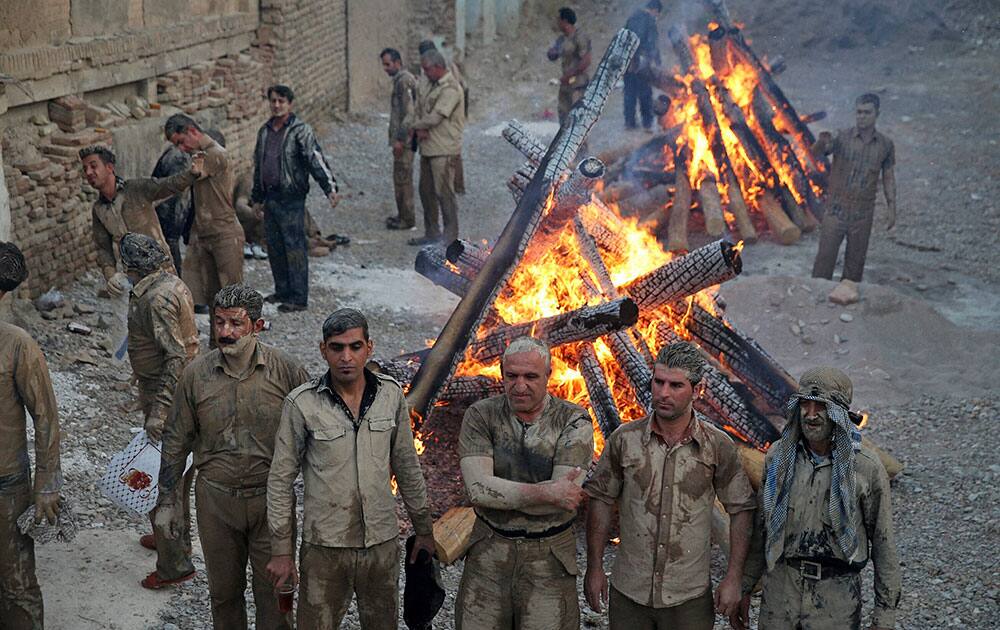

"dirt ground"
[9, 0, 999, 628]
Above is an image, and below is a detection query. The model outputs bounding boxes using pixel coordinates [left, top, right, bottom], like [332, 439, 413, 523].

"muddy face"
[501, 351, 550, 418]
[650, 364, 695, 423]
[214, 307, 259, 355]
[319, 327, 372, 388]
[800, 400, 834, 444]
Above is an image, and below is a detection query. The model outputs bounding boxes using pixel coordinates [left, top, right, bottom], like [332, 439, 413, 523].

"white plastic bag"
[98, 430, 191, 515]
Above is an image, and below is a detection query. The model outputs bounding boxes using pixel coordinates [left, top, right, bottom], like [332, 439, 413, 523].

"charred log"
[415, 245, 470, 296]
[665, 147, 692, 252]
[607, 330, 653, 413]
[698, 176, 728, 237]
[445, 239, 490, 277]
[756, 190, 800, 245]
[578, 342, 622, 438]
[622, 239, 743, 310]
[503, 120, 548, 165]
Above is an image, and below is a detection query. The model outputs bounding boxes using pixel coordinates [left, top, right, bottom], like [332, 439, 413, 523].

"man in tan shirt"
[266, 308, 434, 627]
[584, 341, 756, 629]
[0, 241, 62, 628]
[155, 283, 309, 630]
[548, 7, 592, 125]
[79, 145, 203, 297]
[409, 48, 465, 247]
[164, 114, 245, 309]
[119, 233, 200, 590]
[456, 336, 594, 630]
[381, 47, 419, 231]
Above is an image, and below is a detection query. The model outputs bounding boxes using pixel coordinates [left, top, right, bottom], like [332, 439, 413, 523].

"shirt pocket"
[367, 417, 395, 462]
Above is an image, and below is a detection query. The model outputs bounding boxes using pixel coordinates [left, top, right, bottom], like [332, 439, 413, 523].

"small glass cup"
[276, 582, 295, 614]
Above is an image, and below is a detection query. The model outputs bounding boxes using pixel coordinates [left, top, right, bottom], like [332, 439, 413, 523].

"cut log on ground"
[622, 239, 743, 310]
[579, 342, 622, 438]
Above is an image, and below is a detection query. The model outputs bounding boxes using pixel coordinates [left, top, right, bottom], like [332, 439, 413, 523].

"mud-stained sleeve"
[863, 455, 901, 628]
[553, 413, 595, 470]
[158, 365, 199, 506]
[268, 395, 307, 555]
[713, 434, 756, 514]
[202, 146, 228, 179]
[396, 74, 417, 143]
[148, 292, 191, 413]
[457, 405, 494, 459]
[92, 207, 117, 280]
[14, 337, 62, 495]
[882, 138, 896, 170]
[583, 431, 623, 504]
[139, 171, 197, 203]
[389, 393, 433, 535]
[741, 486, 767, 595]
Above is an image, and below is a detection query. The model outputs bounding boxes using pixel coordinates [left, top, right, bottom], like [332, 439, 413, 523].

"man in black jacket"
[251, 85, 339, 313]
[623, 0, 662, 131]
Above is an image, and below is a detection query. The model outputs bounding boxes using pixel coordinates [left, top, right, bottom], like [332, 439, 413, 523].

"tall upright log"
[666, 147, 692, 252]
[622, 239, 743, 310]
[723, 171, 757, 242]
[503, 120, 548, 165]
[698, 176, 727, 236]
[579, 342, 622, 438]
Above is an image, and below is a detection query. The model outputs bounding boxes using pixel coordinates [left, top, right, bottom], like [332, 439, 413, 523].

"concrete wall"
[347, 0, 411, 110]
[465, 0, 524, 42]
[0, 144, 9, 242]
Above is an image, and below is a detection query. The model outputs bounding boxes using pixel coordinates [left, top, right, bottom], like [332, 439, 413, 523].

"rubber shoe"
[251, 244, 268, 260]
[139, 534, 156, 551]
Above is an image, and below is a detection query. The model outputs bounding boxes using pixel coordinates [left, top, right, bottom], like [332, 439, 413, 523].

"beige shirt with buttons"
[411, 70, 465, 158]
[267, 370, 433, 555]
[585, 413, 756, 608]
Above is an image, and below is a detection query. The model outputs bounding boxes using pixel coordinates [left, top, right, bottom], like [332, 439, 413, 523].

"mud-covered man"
[266, 308, 434, 627]
[547, 6, 592, 125]
[79, 145, 204, 298]
[118, 233, 200, 591]
[456, 336, 594, 630]
[811, 93, 897, 305]
[381, 48, 419, 231]
[155, 283, 309, 629]
[731, 367, 900, 630]
[584, 341, 755, 629]
[0, 241, 62, 628]
[623, 0, 663, 131]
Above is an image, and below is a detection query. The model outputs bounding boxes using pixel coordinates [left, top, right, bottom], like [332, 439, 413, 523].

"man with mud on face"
[731, 367, 901, 630]
[154, 283, 309, 630]
[584, 341, 756, 629]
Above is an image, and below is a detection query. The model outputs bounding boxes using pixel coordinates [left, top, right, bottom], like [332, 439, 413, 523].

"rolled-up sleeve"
[713, 436, 757, 514]
[583, 432, 623, 505]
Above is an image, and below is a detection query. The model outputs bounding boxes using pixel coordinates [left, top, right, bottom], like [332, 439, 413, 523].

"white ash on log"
[578, 342, 622, 438]
[621, 239, 743, 310]
[503, 120, 548, 165]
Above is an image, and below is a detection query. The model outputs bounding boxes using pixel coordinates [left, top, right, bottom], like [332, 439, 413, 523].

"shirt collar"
[641, 412, 714, 460]
[130, 270, 165, 298]
[267, 113, 295, 132]
[212, 339, 266, 376]
[851, 126, 878, 143]
[98, 176, 126, 204]
[316, 368, 381, 422]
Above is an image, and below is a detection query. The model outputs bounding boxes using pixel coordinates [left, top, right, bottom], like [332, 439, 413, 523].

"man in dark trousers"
[250, 85, 340, 312]
[623, 0, 663, 131]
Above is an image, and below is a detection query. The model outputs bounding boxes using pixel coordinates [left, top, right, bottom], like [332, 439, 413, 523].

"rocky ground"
[10, 0, 999, 628]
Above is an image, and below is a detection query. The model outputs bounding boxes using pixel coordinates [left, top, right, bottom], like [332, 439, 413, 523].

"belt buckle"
[800, 560, 822, 581]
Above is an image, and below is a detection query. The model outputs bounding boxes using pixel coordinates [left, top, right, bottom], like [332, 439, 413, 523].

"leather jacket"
[251, 114, 338, 203]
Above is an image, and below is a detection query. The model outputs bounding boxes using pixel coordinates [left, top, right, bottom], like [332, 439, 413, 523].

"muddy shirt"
[560, 29, 591, 88]
[189, 136, 242, 240]
[126, 270, 199, 413]
[389, 70, 418, 145]
[92, 172, 194, 279]
[268, 370, 432, 554]
[585, 414, 755, 608]
[743, 442, 901, 627]
[816, 127, 895, 221]
[0, 322, 62, 495]
[459, 394, 594, 533]
[157, 341, 309, 501]
[412, 70, 465, 157]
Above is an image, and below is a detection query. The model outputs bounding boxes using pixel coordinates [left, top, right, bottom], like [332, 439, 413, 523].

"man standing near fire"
[456, 336, 594, 630]
[811, 93, 897, 305]
[266, 308, 435, 627]
[730, 367, 900, 630]
[380, 48, 419, 231]
[547, 7, 591, 125]
[583, 341, 756, 629]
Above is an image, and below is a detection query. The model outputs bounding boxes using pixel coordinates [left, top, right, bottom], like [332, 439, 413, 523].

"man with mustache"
[731, 367, 900, 630]
[155, 283, 309, 629]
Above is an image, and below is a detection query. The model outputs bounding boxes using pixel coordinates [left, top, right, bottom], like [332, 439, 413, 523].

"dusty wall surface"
[0, 144, 9, 242]
[346, 0, 412, 111]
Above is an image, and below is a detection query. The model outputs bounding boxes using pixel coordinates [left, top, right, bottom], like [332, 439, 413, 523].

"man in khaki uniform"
[548, 7, 592, 124]
[456, 336, 594, 630]
[0, 241, 62, 629]
[118, 233, 200, 590]
[732, 367, 900, 630]
[417, 39, 468, 196]
[79, 145, 203, 297]
[156, 283, 309, 630]
[164, 114, 245, 309]
[266, 308, 435, 627]
[381, 48, 419, 231]
[584, 341, 756, 629]
[409, 48, 465, 247]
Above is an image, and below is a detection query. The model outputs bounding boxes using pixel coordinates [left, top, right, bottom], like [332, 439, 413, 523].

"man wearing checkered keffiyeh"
[733, 367, 902, 630]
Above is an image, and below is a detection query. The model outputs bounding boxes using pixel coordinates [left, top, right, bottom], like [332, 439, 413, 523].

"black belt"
[200, 478, 268, 498]
[478, 513, 574, 540]
[785, 557, 861, 580]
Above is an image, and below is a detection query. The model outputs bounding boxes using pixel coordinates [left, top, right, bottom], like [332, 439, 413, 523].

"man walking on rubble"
[155, 283, 309, 629]
[250, 85, 340, 313]
[548, 7, 592, 125]
[0, 241, 63, 629]
[117, 233, 200, 591]
[584, 341, 756, 629]
[731, 367, 900, 630]
[381, 48, 419, 231]
[80, 145, 204, 298]
[811, 93, 897, 306]
[623, 0, 663, 132]
[266, 308, 435, 627]
[455, 336, 594, 630]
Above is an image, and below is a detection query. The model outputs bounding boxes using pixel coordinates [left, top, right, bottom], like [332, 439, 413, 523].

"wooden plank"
[433, 506, 477, 565]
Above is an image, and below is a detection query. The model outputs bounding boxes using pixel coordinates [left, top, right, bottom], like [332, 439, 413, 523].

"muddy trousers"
[0, 478, 42, 630]
[623, 73, 653, 129]
[418, 155, 459, 243]
[609, 587, 714, 630]
[393, 149, 416, 226]
[150, 468, 195, 580]
[194, 478, 291, 630]
[452, 153, 466, 195]
[263, 197, 309, 307]
[182, 233, 245, 306]
[811, 211, 874, 283]
[455, 528, 579, 630]
[758, 563, 862, 630]
[296, 539, 399, 629]
[557, 85, 586, 126]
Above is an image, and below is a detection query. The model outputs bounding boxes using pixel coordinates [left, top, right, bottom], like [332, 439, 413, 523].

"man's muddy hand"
[544, 467, 585, 511]
[266, 554, 298, 587]
[584, 565, 609, 613]
[34, 492, 60, 525]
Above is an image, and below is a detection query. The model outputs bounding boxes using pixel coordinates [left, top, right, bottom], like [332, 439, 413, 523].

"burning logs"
[666, 147, 692, 252]
[415, 245, 470, 296]
[369, 358, 504, 405]
[607, 330, 653, 412]
[446, 239, 490, 276]
[697, 176, 727, 237]
[756, 190, 801, 245]
[622, 239, 743, 310]
[579, 342, 622, 437]
[503, 120, 547, 165]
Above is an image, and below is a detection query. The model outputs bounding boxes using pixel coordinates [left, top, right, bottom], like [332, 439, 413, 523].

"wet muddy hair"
[213, 283, 263, 322]
[0, 241, 29, 292]
[78, 145, 116, 165]
[164, 113, 201, 140]
[502, 336, 551, 370]
[267, 84, 295, 103]
[322, 308, 370, 341]
[558, 7, 576, 24]
[856, 92, 880, 113]
[655, 341, 705, 386]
